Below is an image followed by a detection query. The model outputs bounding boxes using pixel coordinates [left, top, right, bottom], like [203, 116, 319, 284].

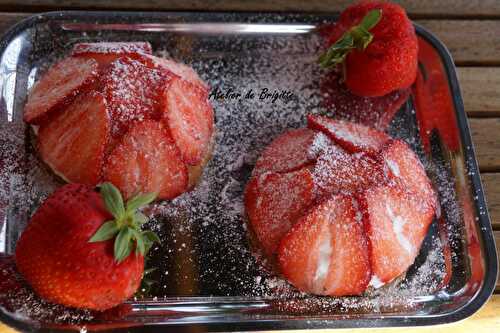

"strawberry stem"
[89, 182, 160, 263]
[318, 9, 382, 69]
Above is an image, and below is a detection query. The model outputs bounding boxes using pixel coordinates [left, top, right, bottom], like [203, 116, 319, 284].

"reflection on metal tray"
[0, 11, 496, 332]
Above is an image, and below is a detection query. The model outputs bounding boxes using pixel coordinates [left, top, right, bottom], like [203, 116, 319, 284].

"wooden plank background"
[0, 1, 498, 17]
[0, 1, 499, 332]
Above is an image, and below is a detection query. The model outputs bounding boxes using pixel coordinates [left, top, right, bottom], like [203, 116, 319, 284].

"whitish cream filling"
[386, 203, 413, 254]
[369, 275, 384, 289]
[314, 230, 333, 285]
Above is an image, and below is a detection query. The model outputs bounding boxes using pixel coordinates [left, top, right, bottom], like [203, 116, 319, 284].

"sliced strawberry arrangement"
[319, 71, 410, 131]
[38, 91, 110, 185]
[102, 55, 177, 138]
[357, 184, 435, 284]
[381, 139, 437, 210]
[313, 144, 385, 197]
[307, 115, 390, 155]
[245, 115, 438, 295]
[145, 55, 209, 91]
[24, 43, 214, 203]
[253, 128, 326, 176]
[278, 195, 371, 296]
[72, 42, 152, 68]
[104, 120, 188, 200]
[23, 57, 98, 124]
[244, 168, 314, 257]
[161, 78, 214, 165]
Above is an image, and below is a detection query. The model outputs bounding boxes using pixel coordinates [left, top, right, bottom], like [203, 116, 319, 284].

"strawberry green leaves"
[100, 182, 125, 218]
[114, 227, 133, 262]
[318, 9, 382, 69]
[89, 220, 119, 242]
[89, 182, 160, 263]
[126, 192, 157, 212]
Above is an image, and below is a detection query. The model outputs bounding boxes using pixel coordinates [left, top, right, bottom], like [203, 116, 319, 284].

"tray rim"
[0, 10, 497, 332]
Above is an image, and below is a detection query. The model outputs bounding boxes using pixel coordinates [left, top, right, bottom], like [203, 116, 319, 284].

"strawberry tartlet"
[23, 42, 215, 200]
[244, 116, 438, 296]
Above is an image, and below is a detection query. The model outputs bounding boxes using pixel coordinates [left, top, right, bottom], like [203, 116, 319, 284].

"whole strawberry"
[319, 1, 418, 97]
[15, 183, 159, 311]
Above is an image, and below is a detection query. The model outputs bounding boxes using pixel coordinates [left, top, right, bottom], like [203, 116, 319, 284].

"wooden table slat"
[416, 20, 500, 65]
[0, 6, 498, 333]
[0, 1, 499, 18]
[0, 13, 27, 34]
[483, 174, 500, 230]
[458, 68, 500, 117]
[470, 119, 500, 172]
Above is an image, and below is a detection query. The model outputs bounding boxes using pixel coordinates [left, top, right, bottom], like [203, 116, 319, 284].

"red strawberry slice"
[278, 194, 371, 296]
[161, 78, 214, 165]
[307, 115, 390, 155]
[320, 71, 411, 131]
[244, 168, 314, 257]
[381, 139, 437, 210]
[72, 42, 153, 68]
[145, 55, 209, 91]
[38, 91, 110, 185]
[253, 128, 330, 176]
[103, 120, 188, 200]
[313, 144, 385, 197]
[23, 57, 98, 124]
[102, 56, 177, 137]
[357, 184, 435, 284]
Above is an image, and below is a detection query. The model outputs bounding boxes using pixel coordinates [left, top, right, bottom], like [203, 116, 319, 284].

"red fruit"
[244, 168, 314, 256]
[381, 139, 437, 210]
[313, 144, 385, 197]
[15, 184, 145, 311]
[145, 55, 209, 91]
[322, 1, 418, 97]
[72, 42, 153, 68]
[319, 71, 411, 130]
[102, 56, 177, 137]
[253, 128, 328, 176]
[104, 120, 188, 200]
[357, 183, 435, 284]
[161, 78, 214, 165]
[307, 115, 390, 155]
[23, 57, 98, 124]
[38, 92, 110, 185]
[278, 194, 371, 296]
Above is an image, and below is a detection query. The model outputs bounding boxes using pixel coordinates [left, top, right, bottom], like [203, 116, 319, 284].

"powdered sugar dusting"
[103, 56, 174, 136]
[71, 42, 152, 55]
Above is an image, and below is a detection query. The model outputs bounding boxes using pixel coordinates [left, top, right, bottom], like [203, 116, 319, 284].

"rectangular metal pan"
[0, 11, 496, 332]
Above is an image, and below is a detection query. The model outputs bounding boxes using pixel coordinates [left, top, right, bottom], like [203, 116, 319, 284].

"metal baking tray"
[0, 11, 497, 332]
